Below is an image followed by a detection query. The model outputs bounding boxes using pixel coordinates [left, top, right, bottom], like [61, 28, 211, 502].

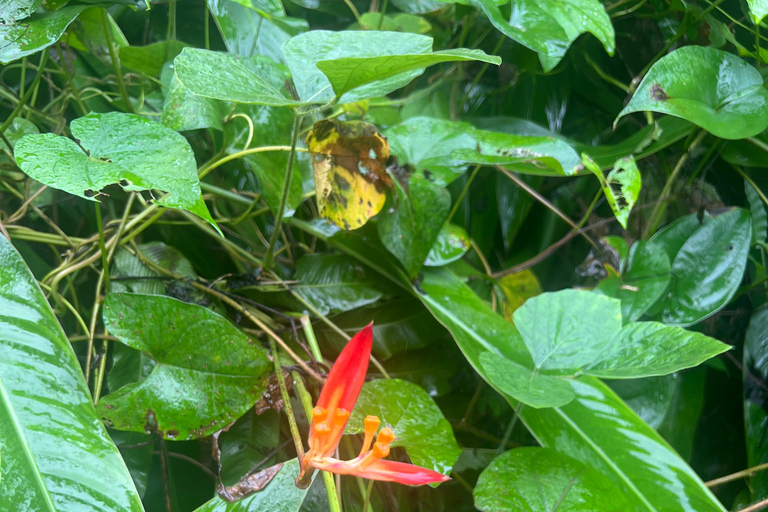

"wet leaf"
[649, 209, 752, 326]
[161, 65, 229, 131]
[282, 30, 434, 103]
[0, 0, 41, 23]
[594, 240, 671, 322]
[0, 236, 143, 511]
[519, 378, 727, 512]
[0, 6, 89, 63]
[746, 179, 768, 245]
[347, 379, 460, 479]
[498, 270, 542, 321]
[293, 253, 384, 315]
[119, 40, 188, 77]
[98, 293, 272, 440]
[474, 447, 629, 511]
[14, 112, 217, 228]
[174, 48, 303, 106]
[316, 48, 500, 100]
[378, 176, 452, 277]
[425, 223, 471, 267]
[479, 353, 575, 408]
[583, 154, 641, 229]
[618, 46, 768, 139]
[748, 0, 768, 23]
[385, 117, 581, 185]
[207, 0, 308, 64]
[744, 307, 768, 501]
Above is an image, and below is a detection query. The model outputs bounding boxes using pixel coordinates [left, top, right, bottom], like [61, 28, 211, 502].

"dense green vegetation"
[2, 0, 768, 511]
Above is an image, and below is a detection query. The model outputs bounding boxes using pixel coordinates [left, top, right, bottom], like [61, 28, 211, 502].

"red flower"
[296, 323, 449, 487]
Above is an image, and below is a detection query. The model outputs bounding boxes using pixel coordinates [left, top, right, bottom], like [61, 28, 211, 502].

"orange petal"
[310, 457, 450, 486]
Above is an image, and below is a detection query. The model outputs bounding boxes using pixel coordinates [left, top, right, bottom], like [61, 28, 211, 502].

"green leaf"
[746, 179, 768, 244]
[519, 378, 727, 512]
[583, 322, 730, 378]
[14, 112, 217, 227]
[385, 117, 581, 185]
[293, 253, 384, 315]
[390, 0, 446, 13]
[346, 379, 460, 479]
[466, 0, 570, 72]
[0, 236, 143, 511]
[218, 410, 280, 486]
[474, 447, 629, 512]
[583, 154, 641, 229]
[119, 40, 188, 77]
[378, 176, 452, 277]
[513, 289, 623, 373]
[617, 46, 768, 140]
[98, 293, 272, 440]
[352, 12, 433, 33]
[314, 298, 448, 360]
[316, 48, 500, 99]
[161, 66, 229, 131]
[194, 458, 313, 511]
[649, 209, 752, 326]
[207, 0, 308, 64]
[174, 48, 303, 106]
[744, 307, 768, 500]
[0, 0, 42, 23]
[412, 265, 726, 511]
[479, 353, 575, 408]
[594, 240, 671, 323]
[0, 6, 89, 64]
[282, 30, 433, 103]
[748, 0, 768, 23]
[425, 223, 471, 267]
[416, 267, 533, 370]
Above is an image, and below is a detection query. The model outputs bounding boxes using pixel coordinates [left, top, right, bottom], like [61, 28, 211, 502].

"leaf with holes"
[583, 154, 641, 229]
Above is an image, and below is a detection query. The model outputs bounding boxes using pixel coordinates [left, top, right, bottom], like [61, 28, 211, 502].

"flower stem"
[269, 337, 305, 463]
[292, 372, 343, 512]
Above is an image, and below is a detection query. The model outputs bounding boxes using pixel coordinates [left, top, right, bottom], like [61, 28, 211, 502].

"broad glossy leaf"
[465, 0, 570, 72]
[479, 352, 575, 408]
[0, 6, 89, 63]
[378, 176, 451, 277]
[352, 12, 433, 33]
[513, 289, 623, 373]
[417, 267, 532, 369]
[347, 379, 460, 478]
[194, 458, 313, 511]
[161, 65, 229, 131]
[746, 179, 768, 244]
[618, 46, 768, 140]
[474, 447, 629, 512]
[174, 48, 303, 106]
[0, 0, 41, 22]
[374, 347, 458, 397]
[14, 112, 217, 226]
[0, 236, 143, 511]
[98, 293, 272, 440]
[425, 223, 471, 266]
[119, 40, 187, 77]
[519, 378, 727, 512]
[414, 266, 725, 511]
[390, 0, 445, 13]
[207, 0, 308, 63]
[650, 209, 752, 326]
[316, 48, 500, 99]
[67, 8, 127, 59]
[111, 242, 200, 297]
[583, 322, 730, 378]
[594, 240, 671, 322]
[385, 117, 581, 185]
[583, 154, 641, 229]
[293, 253, 384, 315]
[283, 30, 440, 103]
[611, 375, 679, 430]
[744, 307, 768, 500]
[721, 137, 768, 168]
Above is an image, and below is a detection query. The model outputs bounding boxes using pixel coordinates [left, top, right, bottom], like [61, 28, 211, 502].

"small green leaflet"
[583, 153, 641, 229]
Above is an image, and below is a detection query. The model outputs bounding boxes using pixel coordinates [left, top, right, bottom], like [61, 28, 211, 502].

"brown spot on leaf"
[650, 84, 668, 100]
